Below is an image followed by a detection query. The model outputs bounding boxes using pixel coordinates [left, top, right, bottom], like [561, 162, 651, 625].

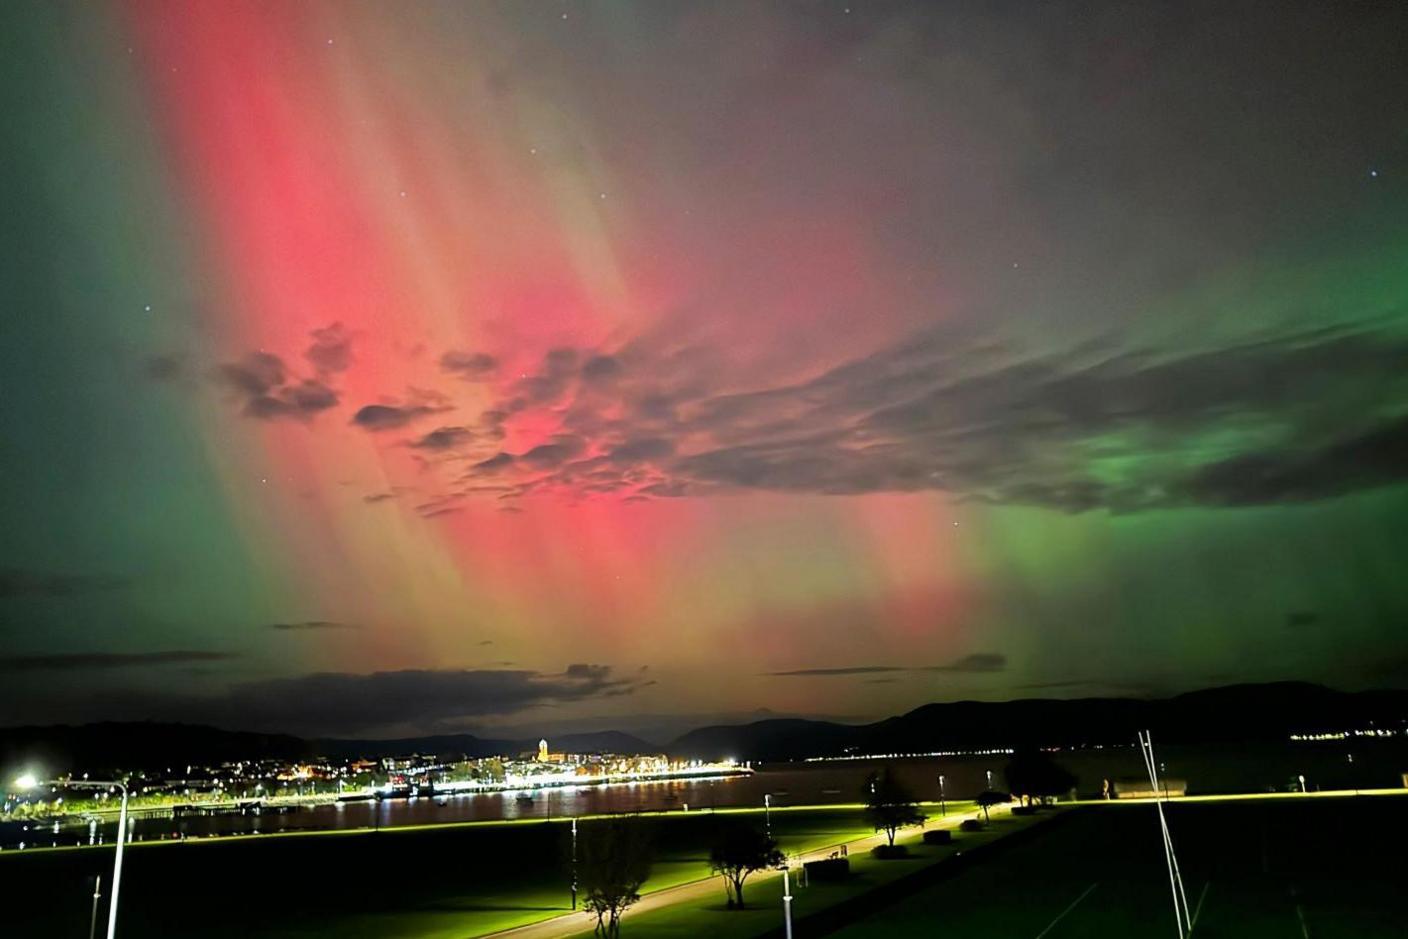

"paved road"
[479, 807, 990, 939]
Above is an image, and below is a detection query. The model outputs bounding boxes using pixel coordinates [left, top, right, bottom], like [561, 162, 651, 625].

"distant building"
[538, 739, 549, 762]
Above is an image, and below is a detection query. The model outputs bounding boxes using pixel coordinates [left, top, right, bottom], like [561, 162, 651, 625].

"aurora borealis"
[2, 1, 1407, 738]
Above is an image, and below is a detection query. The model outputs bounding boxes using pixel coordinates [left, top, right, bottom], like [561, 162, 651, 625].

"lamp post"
[780, 863, 794, 939]
[937, 775, 946, 817]
[764, 793, 772, 839]
[571, 817, 578, 911]
[1298, 774, 1307, 794]
[985, 769, 993, 789]
[14, 775, 128, 939]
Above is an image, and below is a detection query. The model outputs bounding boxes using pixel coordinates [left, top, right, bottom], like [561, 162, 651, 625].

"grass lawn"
[827, 794, 1408, 939]
[0, 802, 971, 938]
[563, 804, 1045, 939]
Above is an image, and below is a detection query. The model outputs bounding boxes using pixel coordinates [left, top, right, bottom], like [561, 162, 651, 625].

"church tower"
[538, 738, 549, 762]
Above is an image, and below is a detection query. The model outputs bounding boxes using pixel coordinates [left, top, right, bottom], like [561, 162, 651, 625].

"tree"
[1003, 750, 1077, 805]
[863, 767, 927, 847]
[709, 819, 784, 909]
[975, 789, 1010, 821]
[577, 817, 654, 938]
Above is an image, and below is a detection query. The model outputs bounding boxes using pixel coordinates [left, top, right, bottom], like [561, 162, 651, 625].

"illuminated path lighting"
[13, 773, 130, 939]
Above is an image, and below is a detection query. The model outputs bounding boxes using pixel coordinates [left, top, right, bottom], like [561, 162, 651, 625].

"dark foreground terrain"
[830, 794, 1408, 938]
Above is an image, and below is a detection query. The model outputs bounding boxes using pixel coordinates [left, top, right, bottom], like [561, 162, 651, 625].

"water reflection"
[4, 741, 1403, 851]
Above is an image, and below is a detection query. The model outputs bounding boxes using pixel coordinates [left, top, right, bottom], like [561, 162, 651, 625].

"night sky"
[2, 1, 1407, 740]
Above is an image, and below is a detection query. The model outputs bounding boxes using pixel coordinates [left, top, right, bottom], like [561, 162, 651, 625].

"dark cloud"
[581, 355, 623, 383]
[770, 655, 1005, 677]
[245, 380, 339, 420]
[267, 621, 360, 631]
[564, 663, 612, 681]
[440, 350, 498, 380]
[218, 665, 651, 735]
[923, 653, 1007, 673]
[144, 354, 184, 382]
[217, 352, 285, 397]
[410, 426, 474, 450]
[453, 321, 1408, 512]
[3, 665, 654, 736]
[351, 402, 446, 431]
[0, 568, 130, 598]
[768, 666, 906, 676]
[608, 438, 675, 464]
[305, 322, 353, 375]
[470, 452, 515, 475]
[0, 651, 236, 671]
[1178, 414, 1408, 507]
[217, 348, 340, 421]
[520, 436, 586, 468]
[505, 348, 581, 409]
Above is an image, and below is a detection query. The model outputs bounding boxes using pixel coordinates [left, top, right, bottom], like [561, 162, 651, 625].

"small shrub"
[959, 819, 984, 832]
[870, 844, 910, 859]
[922, 829, 952, 845]
[803, 857, 850, 881]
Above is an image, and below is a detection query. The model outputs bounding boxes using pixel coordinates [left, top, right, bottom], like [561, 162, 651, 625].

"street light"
[937, 775, 946, 817]
[1298, 774, 1307, 794]
[780, 862, 794, 939]
[571, 817, 579, 911]
[14, 774, 129, 939]
[764, 793, 772, 839]
[985, 770, 993, 789]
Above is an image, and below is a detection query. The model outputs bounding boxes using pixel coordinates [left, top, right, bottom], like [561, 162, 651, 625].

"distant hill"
[551, 730, 657, 756]
[313, 733, 510, 761]
[664, 718, 859, 762]
[0, 721, 311, 776]
[0, 723, 662, 776]
[5, 683, 1404, 775]
[315, 729, 658, 761]
[666, 682, 1408, 761]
